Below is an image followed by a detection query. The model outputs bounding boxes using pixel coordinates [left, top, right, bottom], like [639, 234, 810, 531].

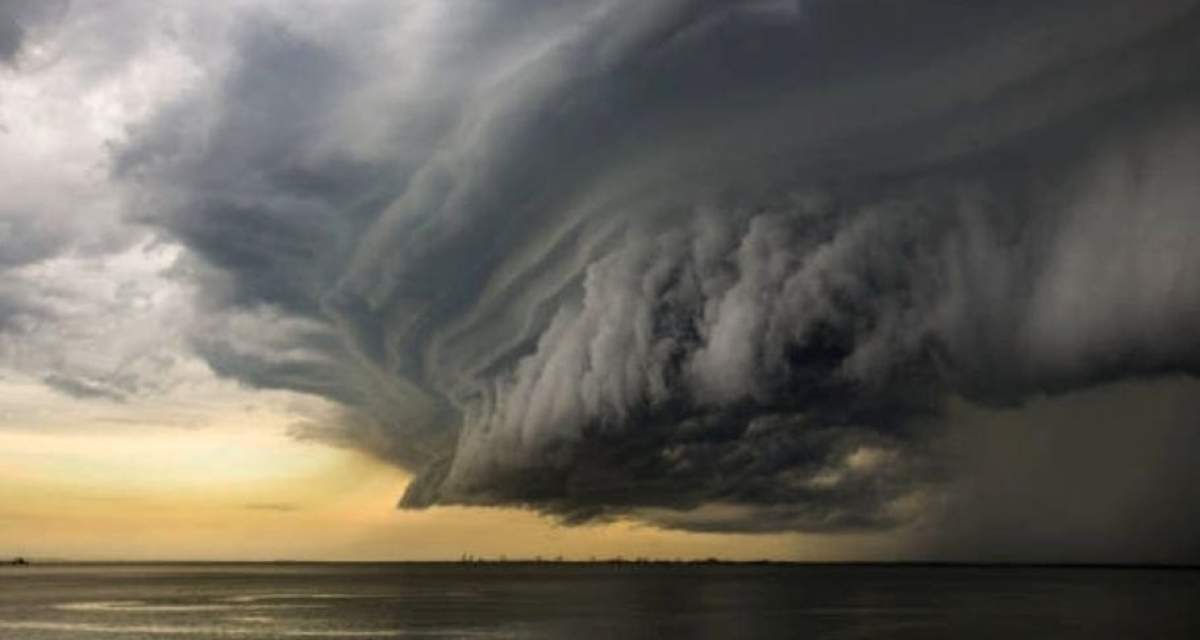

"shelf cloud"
[8, 0, 1198, 560]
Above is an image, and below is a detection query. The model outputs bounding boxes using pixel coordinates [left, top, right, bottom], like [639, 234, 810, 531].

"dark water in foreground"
[1, 563, 1198, 639]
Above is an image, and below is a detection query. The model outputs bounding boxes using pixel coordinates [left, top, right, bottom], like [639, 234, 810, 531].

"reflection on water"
[0, 621, 490, 637]
[56, 600, 331, 612]
[1, 564, 1198, 639]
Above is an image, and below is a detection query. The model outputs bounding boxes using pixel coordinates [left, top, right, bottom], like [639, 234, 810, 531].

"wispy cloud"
[242, 502, 300, 513]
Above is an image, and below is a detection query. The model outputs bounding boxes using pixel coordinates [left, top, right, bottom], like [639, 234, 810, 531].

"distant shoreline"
[7, 560, 1199, 571]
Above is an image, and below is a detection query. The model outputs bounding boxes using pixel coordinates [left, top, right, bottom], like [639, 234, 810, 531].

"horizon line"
[7, 558, 1199, 570]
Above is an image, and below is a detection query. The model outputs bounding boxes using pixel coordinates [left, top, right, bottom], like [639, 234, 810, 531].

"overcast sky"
[2, 0, 1199, 563]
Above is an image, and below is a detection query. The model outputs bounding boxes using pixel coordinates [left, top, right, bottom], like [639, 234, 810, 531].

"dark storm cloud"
[0, 209, 76, 269]
[0, 0, 40, 64]
[0, 0, 67, 65]
[0, 291, 46, 335]
[41, 372, 127, 402]
[0, 9, 22, 64]
[121, 0, 1200, 547]
[927, 377, 1200, 564]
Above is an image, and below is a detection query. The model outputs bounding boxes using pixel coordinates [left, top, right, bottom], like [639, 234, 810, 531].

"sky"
[1, 0, 1199, 563]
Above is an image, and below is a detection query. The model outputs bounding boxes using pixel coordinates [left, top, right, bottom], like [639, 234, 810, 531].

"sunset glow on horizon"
[0, 408, 876, 562]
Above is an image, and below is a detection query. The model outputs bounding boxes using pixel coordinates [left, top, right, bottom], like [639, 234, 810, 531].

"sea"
[1, 563, 1198, 639]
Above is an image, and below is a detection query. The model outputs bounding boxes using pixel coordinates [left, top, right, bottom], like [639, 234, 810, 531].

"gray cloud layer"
[0, 0, 67, 65]
[113, 0, 1200, 557]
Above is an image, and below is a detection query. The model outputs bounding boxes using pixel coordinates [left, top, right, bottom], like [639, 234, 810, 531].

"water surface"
[1, 563, 1197, 638]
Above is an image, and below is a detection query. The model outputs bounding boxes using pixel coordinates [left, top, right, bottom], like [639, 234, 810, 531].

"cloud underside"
[113, 0, 1200, 552]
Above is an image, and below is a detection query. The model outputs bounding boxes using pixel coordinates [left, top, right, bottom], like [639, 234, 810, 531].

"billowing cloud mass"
[6, 0, 1200, 561]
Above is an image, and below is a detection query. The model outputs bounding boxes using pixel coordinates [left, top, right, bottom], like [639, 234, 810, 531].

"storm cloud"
[104, 0, 1200, 555]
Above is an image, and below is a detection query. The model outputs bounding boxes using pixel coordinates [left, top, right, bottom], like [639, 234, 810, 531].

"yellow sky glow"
[0, 422, 897, 562]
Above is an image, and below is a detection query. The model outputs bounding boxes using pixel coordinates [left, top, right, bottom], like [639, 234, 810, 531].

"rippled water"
[1, 563, 1198, 639]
